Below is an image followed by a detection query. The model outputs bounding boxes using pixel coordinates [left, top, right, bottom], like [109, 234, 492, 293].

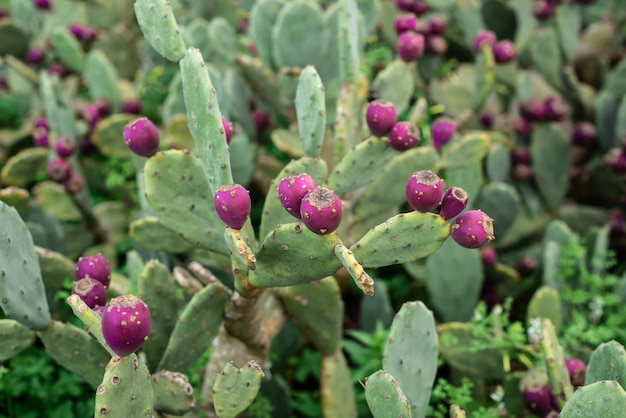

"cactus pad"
[133, 0, 186, 62]
[0, 319, 36, 362]
[0, 147, 49, 188]
[321, 350, 358, 418]
[441, 133, 491, 168]
[531, 124, 571, 211]
[560, 380, 626, 418]
[92, 114, 139, 159]
[585, 340, 626, 390]
[151, 370, 196, 415]
[213, 361, 265, 418]
[295, 65, 326, 157]
[129, 216, 195, 253]
[527, 285, 563, 329]
[365, 369, 412, 418]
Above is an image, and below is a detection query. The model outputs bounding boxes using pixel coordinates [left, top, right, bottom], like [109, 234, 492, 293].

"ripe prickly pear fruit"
[300, 187, 343, 235]
[428, 14, 447, 35]
[214, 184, 251, 230]
[277, 174, 317, 219]
[544, 96, 567, 121]
[432, 117, 456, 150]
[366, 100, 398, 137]
[388, 121, 420, 151]
[514, 117, 533, 137]
[122, 99, 142, 115]
[439, 186, 468, 220]
[54, 135, 77, 159]
[46, 159, 72, 183]
[405, 170, 445, 212]
[34, 117, 49, 130]
[72, 277, 108, 309]
[571, 122, 597, 146]
[33, 127, 50, 147]
[532, 0, 554, 20]
[394, 13, 417, 35]
[33, 0, 51, 10]
[565, 358, 586, 388]
[425, 35, 448, 55]
[480, 246, 498, 268]
[450, 210, 495, 248]
[64, 173, 85, 195]
[493, 40, 517, 64]
[473, 30, 497, 52]
[101, 295, 151, 357]
[26, 47, 45, 65]
[222, 117, 233, 145]
[521, 381, 558, 417]
[519, 99, 546, 122]
[123, 117, 160, 157]
[396, 31, 425, 62]
[516, 255, 538, 277]
[76, 253, 111, 288]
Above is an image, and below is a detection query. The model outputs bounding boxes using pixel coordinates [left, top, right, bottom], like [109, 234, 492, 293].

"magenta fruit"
[48, 62, 69, 78]
[405, 170, 445, 212]
[532, 0, 554, 20]
[33, 127, 50, 147]
[513, 164, 534, 181]
[0, 8, 7, 19]
[473, 30, 497, 52]
[412, 0, 428, 15]
[72, 277, 108, 309]
[222, 117, 233, 145]
[388, 121, 420, 151]
[396, 31, 425, 62]
[64, 172, 85, 195]
[425, 35, 448, 55]
[34, 117, 49, 130]
[544, 96, 568, 121]
[521, 381, 558, 417]
[69, 23, 87, 40]
[300, 187, 344, 235]
[253, 109, 271, 135]
[214, 184, 251, 230]
[511, 145, 532, 165]
[604, 149, 626, 174]
[54, 135, 77, 159]
[493, 40, 517, 64]
[394, 13, 417, 35]
[366, 99, 398, 137]
[480, 112, 494, 129]
[76, 253, 112, 288]
[480, 246, 498, 268]
[33, 0, 51, 10]
[519, 99, 546, 122]
[123, 117, 160, 157]
[94, 99, 112, 118]
[565, 358, 586, 388]
[122, 99, 142, 114]
[394, 0, 416, 12]
[571, 122, 597, 146]
[450, 210, 495, 248]
[101, 295, 151, 357]
[46, 159, 72, 183]
[26, 47, 46, 65]
[278, 174, 317, 219]
[514, 117, 533, 137]
[432, 117, 456, 150]
[428, 14, 447, 35]
[516, 255, 538, 277]
[439, 186, 469, 220]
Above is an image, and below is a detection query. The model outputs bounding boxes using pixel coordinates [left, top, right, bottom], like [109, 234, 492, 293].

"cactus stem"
[225, 227, 257, 270]
[333, 241, 374, 296]
[66, 294, 116, 357]
[188, 261, 232, 291]
[172, 267, 205, 296]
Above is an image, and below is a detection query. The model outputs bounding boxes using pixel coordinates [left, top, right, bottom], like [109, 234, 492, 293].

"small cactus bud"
[519, 99, 546, 122]
[428, 14, 447, 35]
[54, 135, 77, 159]
[544, 96, 567, 121]
[565, 358, 586, 388]
[76, 253, 112, 288]
[521, 381, 558, 417]
[394, 13, 417, 35]
[405, 170, 445, 212]
[450, 210, 495, 248]
[396, 31, 425, 62]
[46, 159, 72, 183]
[480, 246, 498, 267]
[101, 295, 151, 357]
[516, 255, 538, 277]
[122, 99, 142, 114]
[33, 127, 50, 147]
[33, 0, 51, 10]
[63, 172, 85, 195]
[366, 100, 398, 137]
[432, 117, 456, 150]
[72, 277, 108, 309]
[214, 184, 251, 230]
[123, 117, 160, 157]
[493, 40, 517, 64]
[34, 117, 49, 131]
[425, 35, 448, 55]
[388, 121, 420, 151]
[300, 187, 344, 235]
[278, 174, 317, 219]
[609, 210, 625, 237]
[571, 122, 597, 146]
[473, 30, 497, 52]
[26, 47, 46, 65]
[222, 117, 233, 145]
[439, 186, 469, 220]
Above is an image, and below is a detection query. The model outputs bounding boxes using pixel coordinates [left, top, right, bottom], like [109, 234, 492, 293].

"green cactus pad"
[250, 223, 342, 288]
[561, 380, 626, 418]
[0, 147, 48, 188]
[133, 0, 186, 62]
[92, 113, 139, 159]
[328, 136, 398, 194]
[249, 0, 286, 68]
[37, 320, 110, 388]
[475, 182, 521, 239]
[540, 318, 573, 407]
[39, 71, 76, 138]
[143, 149, 228, 255]
[235, 55, 283, 114]
[271, 129, 304, 157]
[529, 28, 564, 92]
[333, 82, 362, 164]
[474, 44, 495, 110]
[36, 246, 75, 289]
[295, 66, 327, 157]
[208, 17, 236, 65]
[596, 90, 618, 152]
[138, 260, 180, 371]
[350, 212, 450, 268]
[441, 133, 491, 169]
[179, 48, 233, 193]
[213, 361, 265, 418]
[444, 161, 484, 209]
[158, 282, 228, 372]
[531, 124, 571, 211]
[279, 277, 343, 355]
[364, 370, 412, 418]
[486, 142, 513, 183]
[0, 319, 36, 362]
[429, 66, 475, 118]
[230, 134, 257, 187]
[224, 70, 252, 137]
[382, 301, 438, 418]
[585, 340, 626, 389]
[258, 156, 328, 239]
[32, 182, 81, 222]
[84, 49, 120, 112]
[371, 59, 414, 116]
[0, 186, 30, 213]
[360, 280, 393, 332]
[129, 216, 195, 253]
[151, 370, 196, 415]
[338, 0, 361, 84]
[94, 354, 155, 418]
[321, 350, 358, 418]
[0, 21, 29, 58]
[527, 286, 563, 329]
[554, 2, 582, 63]
[0, 202, 51, 330]
[50, 26, 85, 72]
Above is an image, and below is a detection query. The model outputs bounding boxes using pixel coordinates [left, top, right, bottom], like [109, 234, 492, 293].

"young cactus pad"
[365, 370, 412, 418]
[212, 361, 264, 418]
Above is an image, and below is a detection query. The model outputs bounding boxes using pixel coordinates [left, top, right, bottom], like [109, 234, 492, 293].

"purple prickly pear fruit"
[366, 100, 398, 137]
[439, 186, 469, 220]
[604, 149, 626, 174]
[48, 62, 69, 78]
[522, 381, 558, 417]
[69, 23, 86, 40]
[94, 99, 111, 118]
[72, 277, 108, 308]
[480, 246, 498, 268]
[394, 0, 416, 12]
[388, 121, 420, 151]
[299, 187, 344, 235]
[516, 255, 538, 277]
[610, 210, 625, 237]
[253, 109, 271, 135]
[519, 99, 546, 122]
[222, 117, 233, 145]
[473, 30, 497, 52]
[428, 14, 447, 35]
[575, 0, 596, 4]
[414, 19, 431, 36]
[513, 163, 534, 181]
[0, 8, 7, 19]
[547, 0, 564, 4]
[544, 96, 568, 121]
[33, 127, 50, 147]
[532, 0, 555, 20]
[46, 159, 72, 183]
[277, 174, 317, 219]
[83, 26, 99, 44]
[26, 47, 46, 65]
[432, 117, 456, 150]
[76, 253, 112, 288]
[511, 145, 532, 165]
[101, 295, 151, 357]
[450, 210, 495, 249]
[0, 76, 7, 90]
[493, 40, 517, 64]
[123, 117, 160, 157]
[565, 358, 586, 388]
[405, 170, 445, 212]
[82, 105, 101, 130]
[425, 35, 448, 55]
[412, 0, 428, 15]
[396, 31, 425, 62]
[571, 122, 597, 146]
[514, 117, 533, 137]
[54, 135, 77, 159]
[480, 112, 494, 129]
[394, 13, 417, 35]
[63, 172, 85, 195]
[214, 184, 251, 230]
[122, 99, 142, 115]
[34, 117, 49, 131]
[33, 0, 51, 10]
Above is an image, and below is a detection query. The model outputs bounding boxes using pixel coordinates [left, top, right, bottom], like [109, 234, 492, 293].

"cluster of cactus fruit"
[3, 0, 626, 416]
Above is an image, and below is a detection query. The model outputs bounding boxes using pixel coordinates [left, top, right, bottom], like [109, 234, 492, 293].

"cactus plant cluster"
[2, 0, 626, 416]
